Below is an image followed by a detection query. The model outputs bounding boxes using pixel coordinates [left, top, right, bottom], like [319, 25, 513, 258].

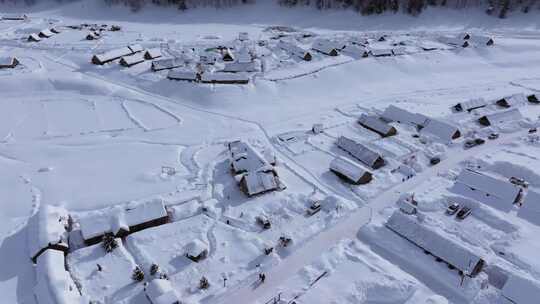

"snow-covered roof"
[277, 41, 311, 59]
[336, 136, 384, 169]
[498, 93, 527, 107]
[236, 48, 252, 63]
[34, 249, 84, 304]
[420, 118, 460, 142]
[240, 169, 280, 196]
[28, 33, 41, 41]
[228, 140, 269, 174]
[0, 57, 18, 67]
[27, 204, 69, 260]
[370, 48, 393, 57]
[468, 35, 494, 46]
[358, 114, 396, 137]
[452, 169, 521, 212]
[93, 47, 133, 64]
[479, 108, 523, 126]
[330, 157, 371, 183]
[438, 36, 468, 47]
[145, 279, 180, 304]
[341, 44, 368, 57]
[119, 52, 145, 67]
[144, 48, 162, 60]
[381, 105, 428, 126]
[222, 62, 257, 73]
[518, 190, 540, 226]
[79, 200, 168, 241]
[151, 58, 184, 71]
[348, 36, 368, 46]
[456, 98, 488, 112]
[167, 69, 199, 81]
[39, 29, 54, 38]
[185, 239, 208, 256]
[312, 39, 339, 55]
[386, 211, 484, 275]
[502, 274, 540, 304]
[200, 72, 249, 84]
[128, 44, 144, 53]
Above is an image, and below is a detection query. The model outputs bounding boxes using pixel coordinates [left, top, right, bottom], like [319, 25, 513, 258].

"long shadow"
[0, 226, 37, 304]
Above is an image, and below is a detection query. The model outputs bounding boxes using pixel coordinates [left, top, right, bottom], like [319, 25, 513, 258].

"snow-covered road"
[214, 131, 525, 304]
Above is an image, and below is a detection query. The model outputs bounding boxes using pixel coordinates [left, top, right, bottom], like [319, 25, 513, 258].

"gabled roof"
[358, 114, 396, 137]
[28, 33, 41, 41]
[119, 52, 145, 67]
[144, 48, 162, 60]
[381, 105, 428, 126]
[128, 44, 144, 53]
[341, 44, 369, 57]
[336, 136, 384, 169]
[228, 140, 268, 174]
[0, 57, 19, 67]
[392, 47, 406, 56]
[468, 35, 494, 46]
[502, 274, 540, 304]
[34, 249, 84, 304]
[370, 48, 393, 57]
[312, 39, 340, 55]
[518, 190, 540, 226]
[27, 204, 69, 260]
[452, 169, 521, 212]
[330, 157, 372, 184]
[200, 72, 249, 84]
[420, 118, 460, 141]
[240, 169, 279, 196]
[79, 200, 168, 241]
[386, 211, 484, 275]
[455, 98, 488, 112]
[478, 108, 523, 126]
[277, 41, 312, 60]
[185, 239, 208, 256]
[497, 93, 527, 108]
[93, 47, 133, 64]
[222, 62, 257, 73]
[145, 279, 180, 304]
[39, 29, 54, 38]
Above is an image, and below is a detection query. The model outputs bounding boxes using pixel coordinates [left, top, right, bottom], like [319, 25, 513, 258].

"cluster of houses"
[27, 27, 61, 42]
[91, 44, 162, 67]
[439, 33, 494, 48]
[227, 140, 283, 197]
[454, 92, 538, 127]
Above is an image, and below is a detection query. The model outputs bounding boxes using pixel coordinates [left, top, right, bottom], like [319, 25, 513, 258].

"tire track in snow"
[120, 99, 149, 131]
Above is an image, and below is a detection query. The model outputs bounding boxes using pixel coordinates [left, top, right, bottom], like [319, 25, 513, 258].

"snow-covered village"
[2, 1, 540, 304]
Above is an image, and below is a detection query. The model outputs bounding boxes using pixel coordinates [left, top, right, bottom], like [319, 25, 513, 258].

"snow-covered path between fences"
[214, 131, 524, 304]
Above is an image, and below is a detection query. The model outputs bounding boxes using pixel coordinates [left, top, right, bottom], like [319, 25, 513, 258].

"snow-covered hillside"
[1, 2, 540, 304]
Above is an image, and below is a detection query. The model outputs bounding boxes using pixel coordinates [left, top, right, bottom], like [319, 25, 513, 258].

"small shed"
[496, 93, 527, 108]
[358, 114, 397, 137]
[502, 274, 540, 304]
[50, 27, 61, 34]
[330, 157, 372, 185]
[119, 53, 145, 67]
[28, 33, 41, 42]
[528, 94, 539, 104]
[312, 39, 340, 56]
[336, 136, 385, 169]
[145, 279, 180, 304]
[144, 49, 162, 60]
[166, 69, 200, 82]
[151, 58, 184, 71]
[0, 57, 20, 69]
[478, 108, 523, 126]
[38, 29, 54, 38]
[454, 98, 488, 112]
[517, 190, 540, 226]
[239, 168, 280, 196]
[200, 72, 249, 84]
[185, 239, 209, 262]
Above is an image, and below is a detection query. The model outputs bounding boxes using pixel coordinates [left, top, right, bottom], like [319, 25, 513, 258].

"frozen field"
[2, 2, 540, 304]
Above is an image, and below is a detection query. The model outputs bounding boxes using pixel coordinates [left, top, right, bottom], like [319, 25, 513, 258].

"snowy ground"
[2, 2, 540, 304]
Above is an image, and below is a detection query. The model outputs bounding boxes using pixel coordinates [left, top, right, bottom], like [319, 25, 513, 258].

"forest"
[2, 0, 539, 18]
